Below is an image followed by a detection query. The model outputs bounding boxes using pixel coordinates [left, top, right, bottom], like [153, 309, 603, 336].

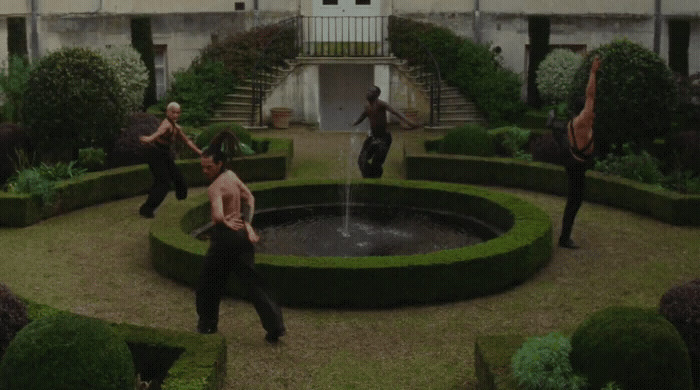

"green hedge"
[149, 179, 552, 308]
[18, 300, 226, 390]
[0, 138, 292, 227]
[405, 140, 700, 226]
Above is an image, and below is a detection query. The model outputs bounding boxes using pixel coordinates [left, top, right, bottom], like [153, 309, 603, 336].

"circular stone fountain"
[149, 179, 552, 308]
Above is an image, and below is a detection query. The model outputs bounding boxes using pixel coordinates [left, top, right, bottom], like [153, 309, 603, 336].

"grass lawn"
[1, 126, 698, 389]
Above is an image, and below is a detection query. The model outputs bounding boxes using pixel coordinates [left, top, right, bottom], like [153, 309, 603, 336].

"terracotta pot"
[270, 107, 292, 129]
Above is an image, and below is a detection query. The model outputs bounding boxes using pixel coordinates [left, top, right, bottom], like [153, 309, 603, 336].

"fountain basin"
[149, 179, 552, 308]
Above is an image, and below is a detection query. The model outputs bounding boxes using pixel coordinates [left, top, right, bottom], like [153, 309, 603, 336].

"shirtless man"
[138, 102, 202, 218]
[559, 56, 600, 248]
[196, 132, 285, 343]
[352, 86, 419, 178]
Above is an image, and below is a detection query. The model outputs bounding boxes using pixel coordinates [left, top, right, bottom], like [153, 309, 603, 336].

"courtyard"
[1, 125, 698, 389]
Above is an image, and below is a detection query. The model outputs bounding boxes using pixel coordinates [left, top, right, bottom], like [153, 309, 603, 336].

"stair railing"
[251, 17, 301, 126]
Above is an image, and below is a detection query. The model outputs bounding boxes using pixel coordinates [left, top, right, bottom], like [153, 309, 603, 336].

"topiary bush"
[23, 47, 127, 161]
[537, 48, 583, 105]
[110, 112, 160, 168]
[570, 306, 693, 390]
[0, 123, 32, 185]
[0, 312, 135, 390]
[0, 55, 32, 123]
[531, 133, 565, 165]
[438, 124, 495, 157]
[510, 332, 587, 390]
[99, 45, 149, 114]
[0, 283, 28, 360]
[667, 130, 700, 175]
[593, 143, 665, 185]
[194, 122, 252, 149]
[568, 39, 678, 156]
[660, 279, 700, 390]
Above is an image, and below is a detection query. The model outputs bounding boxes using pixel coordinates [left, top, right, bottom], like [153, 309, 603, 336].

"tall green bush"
[130, 17, 157, 108]
[0, 312, 135, 390]
[537, 48, 583, 105]
[0, 283, 28, 360]
[164, 60, 237, 127]
[568, 39, 678, 156]
[570, 306, 693, 390]
[660, 279, 700, 390]
[0, 55, 32, 123]
[23, 47, 127, 161]
[99, 45, 149, 113]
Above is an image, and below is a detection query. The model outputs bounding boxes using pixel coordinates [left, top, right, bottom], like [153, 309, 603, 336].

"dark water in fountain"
[196, 204, 502, 257]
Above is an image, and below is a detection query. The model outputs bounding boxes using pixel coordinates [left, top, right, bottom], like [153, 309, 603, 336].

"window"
[356, 0, 371, 4]
[323, 0, 338, 5]
[7, 17, 28, 58]
[154, 45, 168, 101]
[235, 2, 245, 11]
[669, 20, 690, 76]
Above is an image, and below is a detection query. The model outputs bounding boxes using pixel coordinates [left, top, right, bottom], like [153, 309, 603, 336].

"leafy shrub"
[78, 147, 106, 172]
[568, 39, 678, 156]
[532, 133, 565, 165]
[663, 169, 700, 194]
[673, 72, 700, 133]
[194, 122, 252, 149]
[667, 130, 700, 175]
[593, 143, 665, 185]
[110, 112, 160, 167]
[0, 312, 135, 390]
[163, 60, 237, 127]
[0, 283, 28, 360]
[490, 126, 532, 159]
[23, 47, 127, 161]
[0, 123, 32, 185]
[5, 169, 56, 206]
[99, 45, 149, 114]
[438, 124, 495, 157]
[570, 306, 693, 390]
[537, 48, 583, 105]
[510, 332, 587, 390]
[0, 55, 32, 123]
[388, 16, 526, 126]
[660, 279, 700, 389]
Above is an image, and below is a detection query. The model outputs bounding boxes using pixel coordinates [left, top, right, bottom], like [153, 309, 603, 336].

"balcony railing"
[298, 16, 390, 57]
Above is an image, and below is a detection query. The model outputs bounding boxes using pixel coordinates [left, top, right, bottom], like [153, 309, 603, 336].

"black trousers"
[560, 155, 591, 243]
[141, 145, 187, 213]
[358, 132, 392, 178]
[196, 224, 284, 334]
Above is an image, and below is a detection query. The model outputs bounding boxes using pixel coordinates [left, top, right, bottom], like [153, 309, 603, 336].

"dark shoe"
[265, 328, 286, 344]
[139, 205, 154, 218]
[197, 325, 217, 334]
[558, 238, 580, 249]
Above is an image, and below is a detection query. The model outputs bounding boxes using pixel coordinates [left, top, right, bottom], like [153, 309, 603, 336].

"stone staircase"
[397, 62, 485, 128]
[209, 62, 297, 126]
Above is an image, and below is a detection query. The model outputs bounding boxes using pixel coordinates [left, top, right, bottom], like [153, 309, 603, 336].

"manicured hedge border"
[404, 140, 700, 226]
[0, 137, 293, 227]
[149, 179, 552, 308]
[20, 299, 227, 390]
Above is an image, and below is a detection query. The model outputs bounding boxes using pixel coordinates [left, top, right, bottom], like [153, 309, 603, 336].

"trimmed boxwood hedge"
[404, 140, 700, 226]
[149, 179, 552, 308]
[0, 137, 292, 227]
[15, 300, 226, 390]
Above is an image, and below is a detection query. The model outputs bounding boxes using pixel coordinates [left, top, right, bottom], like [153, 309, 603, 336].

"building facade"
[1, 0, 698, 128]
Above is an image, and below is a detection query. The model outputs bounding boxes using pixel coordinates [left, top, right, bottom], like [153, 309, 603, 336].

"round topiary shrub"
[537, 48, 583, 105]
[438, 124, 495, 157]
[0, 312, 135, 390]
[570, 306, 692, 390]
[568, 39, 678, 156]
[99, 45, 149, 114]
[0, 283, 28, 360]
[660, 279, 700, 389]
[23, 47, 127, 161]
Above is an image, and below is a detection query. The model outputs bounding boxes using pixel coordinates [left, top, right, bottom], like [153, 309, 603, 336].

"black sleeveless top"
[568, 121, 594, 161]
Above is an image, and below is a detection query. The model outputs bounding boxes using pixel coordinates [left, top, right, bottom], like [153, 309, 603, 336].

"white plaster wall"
[388, 66, 428, 124]
[4, 1, 29, 14]
[391, 0, 473, 14]
[0, 19, 8, 67]
[691, 21, 700, 75]
[482, 0, 655, 15]
[264, 65, 321, 125]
